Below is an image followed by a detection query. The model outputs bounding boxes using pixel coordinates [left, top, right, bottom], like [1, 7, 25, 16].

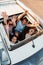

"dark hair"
[21, 17, 28, 22]
[7, 19, 12, 24]
[2, 21, 5, 25]
[10, 34, 18, 43]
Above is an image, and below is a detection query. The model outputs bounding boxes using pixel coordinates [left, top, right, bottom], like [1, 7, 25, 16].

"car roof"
[0, 0, 24, 19]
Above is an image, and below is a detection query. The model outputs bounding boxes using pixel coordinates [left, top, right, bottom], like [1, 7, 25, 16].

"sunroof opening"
[2, 13, 38, 47]
[0, 12, 43, 51]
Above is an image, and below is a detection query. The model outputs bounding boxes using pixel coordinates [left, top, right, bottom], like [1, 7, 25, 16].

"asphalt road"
[20, 0, 43, 19]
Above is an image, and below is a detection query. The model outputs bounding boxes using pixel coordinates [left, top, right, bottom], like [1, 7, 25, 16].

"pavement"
[20, 0, 43, 19]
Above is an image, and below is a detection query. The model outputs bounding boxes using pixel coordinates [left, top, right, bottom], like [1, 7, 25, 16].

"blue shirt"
[15, 20, 26, 32]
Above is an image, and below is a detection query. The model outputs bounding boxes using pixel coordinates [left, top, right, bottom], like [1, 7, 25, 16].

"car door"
[0, 23, 11, 65]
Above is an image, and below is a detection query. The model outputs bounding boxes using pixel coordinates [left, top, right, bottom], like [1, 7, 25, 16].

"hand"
[33, 22, 39, 26]
[34, 16, 40, 24]
[1, 11, 8, 19]
[24, 10, 28, 14]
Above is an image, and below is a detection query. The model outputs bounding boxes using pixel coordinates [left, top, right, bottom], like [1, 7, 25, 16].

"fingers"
[24, 10, 28, 15]
[34, 23, 39, 26]
[34, 16, 40, 25]
[25, 10, 28, 13]
[1, 11, 8, 19]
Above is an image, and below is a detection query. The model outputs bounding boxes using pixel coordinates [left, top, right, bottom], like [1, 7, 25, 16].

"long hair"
[7, 19, 12, 24]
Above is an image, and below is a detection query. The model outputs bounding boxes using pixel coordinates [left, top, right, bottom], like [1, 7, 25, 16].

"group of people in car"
[1, 10, 40, 44]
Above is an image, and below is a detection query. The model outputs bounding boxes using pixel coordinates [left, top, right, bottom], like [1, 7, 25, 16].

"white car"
[0, 0, 43, 65]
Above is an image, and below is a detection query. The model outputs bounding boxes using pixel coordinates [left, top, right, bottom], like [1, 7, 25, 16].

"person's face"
[22, 19, 27, 25]
[12, 36, 17, 43]
[28, 29, 35, 35]
[11, 16, 17, 22]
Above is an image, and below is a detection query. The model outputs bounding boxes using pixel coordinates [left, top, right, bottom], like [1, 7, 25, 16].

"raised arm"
[27, 23, 39, 27]
[17, 11, 28, 21]
[1, 12, 8, 24]
[1, 12, 10, 38]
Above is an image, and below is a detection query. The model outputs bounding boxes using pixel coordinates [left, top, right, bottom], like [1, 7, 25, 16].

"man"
[12, 11, 40, 40]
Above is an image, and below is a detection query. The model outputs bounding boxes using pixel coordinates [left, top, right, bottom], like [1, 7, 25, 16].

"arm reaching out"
[1, 12, 8, 24]
[27, 23, 39, 27]
[17, 10, 28, 21]
[1, 12, 9, 38]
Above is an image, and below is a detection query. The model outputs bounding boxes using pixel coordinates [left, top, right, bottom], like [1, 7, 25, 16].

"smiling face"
[22, 17, 28, 25]
[11, 16, 17, 22]
[12, 36, 17, 43]
[22, 19, 27, 25]
[28, 29, 35, 35]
